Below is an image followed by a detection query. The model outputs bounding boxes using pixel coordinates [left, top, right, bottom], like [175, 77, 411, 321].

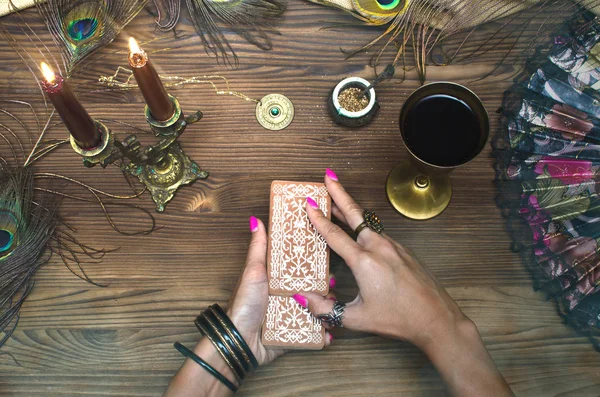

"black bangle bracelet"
[195, 315, 246, 381]
[204, 309, 251, 373]
[207, 306, 255, 372]
[210, 304, 259, 370]
[173, 342, 239, 393]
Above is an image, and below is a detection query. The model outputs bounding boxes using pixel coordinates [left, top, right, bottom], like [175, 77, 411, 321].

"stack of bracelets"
[174, 304, 259, 392]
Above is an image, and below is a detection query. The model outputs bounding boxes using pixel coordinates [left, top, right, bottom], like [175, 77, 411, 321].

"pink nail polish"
[325, 168, 339, 181]
[326, 333, 334, 344]
[292, 294, 308, 308]
[328, 297, 336, 301]
[306, 197, 319, 209]
[329, 277, 336, 289]
[249, 216, 259, 233]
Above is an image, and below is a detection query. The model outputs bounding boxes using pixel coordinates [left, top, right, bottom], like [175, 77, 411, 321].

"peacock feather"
[0, 99, 157, 348]
[306, 0, 600, 83]
[34, 0, 146, 75]
[150, 0, 181, 31]
[309, 0, 409, 24]
[0, 62, 156, 351]
[154, 0, 286, 66]
[0, 167, 57, 347]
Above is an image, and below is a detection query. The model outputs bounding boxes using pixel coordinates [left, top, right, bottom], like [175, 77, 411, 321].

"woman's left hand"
[227, 215, 334, 365]
[225, 216, 285, 366]
[164, 216, 333, 397]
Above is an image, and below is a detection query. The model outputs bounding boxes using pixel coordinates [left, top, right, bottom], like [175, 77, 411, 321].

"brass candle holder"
[71, 94, 209, 212]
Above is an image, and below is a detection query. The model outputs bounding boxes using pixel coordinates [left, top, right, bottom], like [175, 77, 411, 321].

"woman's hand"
[164, 215, 333, 397]
[225, 215, 284, 366]
[296, 169, 467, 351]
[228, 215, 333, 366]
[294, 169, 514, 397]
[224, 216, 286, 367]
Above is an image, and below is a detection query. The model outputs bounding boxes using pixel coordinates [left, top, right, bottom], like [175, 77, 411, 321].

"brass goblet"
[386, 82, 489, 220]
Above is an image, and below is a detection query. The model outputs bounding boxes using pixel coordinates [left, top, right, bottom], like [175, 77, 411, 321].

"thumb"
[245, 216, 268, 272]
[292, 292, 361, 330]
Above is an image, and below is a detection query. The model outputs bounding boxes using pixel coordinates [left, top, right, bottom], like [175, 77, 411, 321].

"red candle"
[128, 38, 174, 122]
[40, 62, 100, 149]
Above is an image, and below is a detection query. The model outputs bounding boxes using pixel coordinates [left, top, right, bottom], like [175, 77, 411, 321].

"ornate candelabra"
[40, 37, 209, 212]
[70, 94, 208, 212]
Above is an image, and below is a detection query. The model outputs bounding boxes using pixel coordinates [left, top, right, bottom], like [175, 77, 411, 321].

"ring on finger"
[317, 301, 346, 328]
[354, 210, 384, 237]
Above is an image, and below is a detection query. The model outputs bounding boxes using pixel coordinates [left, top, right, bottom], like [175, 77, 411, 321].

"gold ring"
[354, 210, 384, 236]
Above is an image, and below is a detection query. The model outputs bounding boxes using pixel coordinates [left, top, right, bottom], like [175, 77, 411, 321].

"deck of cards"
[261, 181, 331, 350]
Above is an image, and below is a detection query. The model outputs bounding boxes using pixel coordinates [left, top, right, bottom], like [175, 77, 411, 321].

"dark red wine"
[403, 94, 482, 167]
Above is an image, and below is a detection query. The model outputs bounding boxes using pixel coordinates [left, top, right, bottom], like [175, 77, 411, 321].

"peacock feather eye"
[67, 18, 99, 42]
[35, 0, 145, 72]
[0, 230, 14, 253]
[61, 0, 106, 45]
[375, 0, 400, 10]
[0, 211, 18, 257]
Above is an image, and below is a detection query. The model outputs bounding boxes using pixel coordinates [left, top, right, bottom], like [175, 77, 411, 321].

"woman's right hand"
[296, 169, 514, 397]
[296, 169, 469, 352]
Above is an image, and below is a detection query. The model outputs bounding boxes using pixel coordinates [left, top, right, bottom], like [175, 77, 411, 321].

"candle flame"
[40, 62, 55, 83]
[129, 37, 141, 54]
[127, 37, 148, 68]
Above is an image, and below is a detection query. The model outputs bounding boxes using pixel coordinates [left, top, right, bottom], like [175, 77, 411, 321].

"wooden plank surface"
[1, 3, 600, 396]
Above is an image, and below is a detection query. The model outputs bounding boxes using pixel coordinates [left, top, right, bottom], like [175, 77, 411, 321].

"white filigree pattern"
[263, 296, 324, 347]
[268, 182, 330, 294]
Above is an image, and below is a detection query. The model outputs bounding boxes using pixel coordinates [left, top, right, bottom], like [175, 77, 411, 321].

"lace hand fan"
[494, 11, 600, 350]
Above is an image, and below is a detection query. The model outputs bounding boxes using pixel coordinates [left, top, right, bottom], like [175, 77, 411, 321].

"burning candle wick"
[128, 38, 148, 68]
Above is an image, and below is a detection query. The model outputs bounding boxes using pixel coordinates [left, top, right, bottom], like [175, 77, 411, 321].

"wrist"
[192, 337, 238, 396]
[416, 316, 514, 396]
[417, 313, 478, 361]
[167, 304, 261, 397]
[425, 318, 482, 369]
[166, 337, 237, 397]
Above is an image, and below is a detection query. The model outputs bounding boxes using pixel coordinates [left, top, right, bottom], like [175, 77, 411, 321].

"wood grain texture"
[1, 2, 600, 396]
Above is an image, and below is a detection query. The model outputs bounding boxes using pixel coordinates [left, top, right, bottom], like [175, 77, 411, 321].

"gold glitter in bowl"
[337, 87, 370, 112]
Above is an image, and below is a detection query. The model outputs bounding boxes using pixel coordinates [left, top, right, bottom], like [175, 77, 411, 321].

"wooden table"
[1, 4, 600, 396]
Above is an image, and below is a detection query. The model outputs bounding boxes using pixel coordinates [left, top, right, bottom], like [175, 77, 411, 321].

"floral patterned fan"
[494, 11, 600, 350]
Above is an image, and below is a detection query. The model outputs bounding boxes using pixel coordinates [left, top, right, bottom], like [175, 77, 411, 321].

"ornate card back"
[267, 181, 331, 296]
[262, 296, 325, 349]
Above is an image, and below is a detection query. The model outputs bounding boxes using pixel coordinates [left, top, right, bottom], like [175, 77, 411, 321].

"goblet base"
[386, 162, 452, 220]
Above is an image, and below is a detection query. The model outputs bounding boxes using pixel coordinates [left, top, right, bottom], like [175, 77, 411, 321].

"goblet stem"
[415, 175, 430, 189]
[386, 162, 452, 220]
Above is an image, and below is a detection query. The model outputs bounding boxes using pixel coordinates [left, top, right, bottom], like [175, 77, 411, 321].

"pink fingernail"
[328, 297, 336, 301]
[325, 168, 339, 181]
[326, 333, 334, 344]
[306, 197, 319, 209]
[329, 277, 336, 288]
[249, 216, 259, 233]
[292, 294, 308, 308]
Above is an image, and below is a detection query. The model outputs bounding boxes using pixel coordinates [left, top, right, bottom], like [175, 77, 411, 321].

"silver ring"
[317, 301, 346, 328]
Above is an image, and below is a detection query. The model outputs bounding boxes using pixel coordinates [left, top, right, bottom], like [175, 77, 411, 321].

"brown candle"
[128, 38, 174, 121]
[40, 62, 100, 149]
